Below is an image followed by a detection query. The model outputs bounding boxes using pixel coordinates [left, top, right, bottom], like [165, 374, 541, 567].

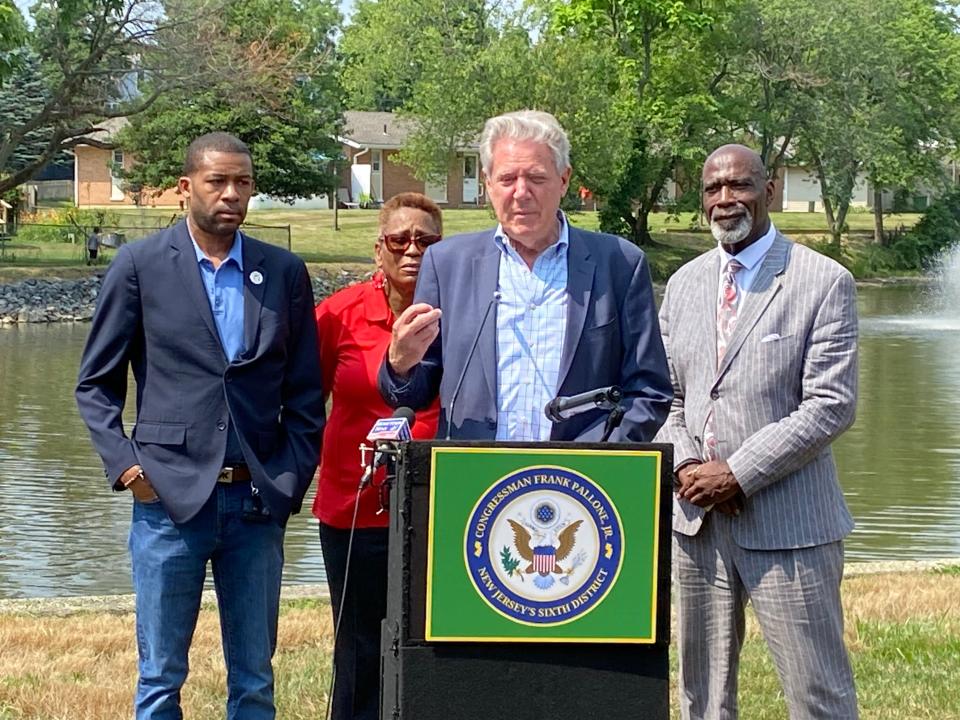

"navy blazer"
[76, 221, 325, 524]
[378, 226, 672, 442]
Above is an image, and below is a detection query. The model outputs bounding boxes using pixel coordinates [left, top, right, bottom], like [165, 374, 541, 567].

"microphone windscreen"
[393, 406, 416, 426]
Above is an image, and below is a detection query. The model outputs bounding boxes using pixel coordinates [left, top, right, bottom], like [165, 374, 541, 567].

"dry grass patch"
[1, 570, 957, 719]
[0, 603, 333, 720]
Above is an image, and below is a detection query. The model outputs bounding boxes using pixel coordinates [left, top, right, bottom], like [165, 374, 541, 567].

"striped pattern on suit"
[655, 233, 860, 719]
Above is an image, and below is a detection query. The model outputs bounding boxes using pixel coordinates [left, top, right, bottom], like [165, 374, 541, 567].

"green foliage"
[0, 53, 54, 174]
[500, 546, 521, 577]
[892, 188, 960, 269]
[120, 0, 344, 201]
[552, 0, 727, 245]
[0, 0, 26, 82]
[16, 207, 124, 244]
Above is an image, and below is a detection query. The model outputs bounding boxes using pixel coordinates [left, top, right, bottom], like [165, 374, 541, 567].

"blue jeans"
[129, 483, 285, 720]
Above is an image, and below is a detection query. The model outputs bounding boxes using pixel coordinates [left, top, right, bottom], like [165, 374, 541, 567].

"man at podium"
[378, 110, 672, 443]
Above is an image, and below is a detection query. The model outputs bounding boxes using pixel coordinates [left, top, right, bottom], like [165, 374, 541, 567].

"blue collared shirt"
[190, 229, 246, 362]
[189, 228, 246, 464]
[718, 222, 777, 293]
[494, 212, 570, 441]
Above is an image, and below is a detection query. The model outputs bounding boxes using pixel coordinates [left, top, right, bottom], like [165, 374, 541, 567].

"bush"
[898, 189, 960, 270]
[15, 207, 123, 244]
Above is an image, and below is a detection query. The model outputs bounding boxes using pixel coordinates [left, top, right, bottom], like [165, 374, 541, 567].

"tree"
[340, 0, 639, 200]
[119, 0, 344, 201]
[860, 0, 960, 244]
[0, 0, 27, 82]
[0, 0, 310, 196]
[726, 0, 960, 246]
[551, 0, 725, 245]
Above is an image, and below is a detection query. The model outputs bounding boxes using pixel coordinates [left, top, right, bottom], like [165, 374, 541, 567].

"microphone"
[544, 385, 623, 423]
[359, 407, 416, 488]
[446, 291, 501, 440]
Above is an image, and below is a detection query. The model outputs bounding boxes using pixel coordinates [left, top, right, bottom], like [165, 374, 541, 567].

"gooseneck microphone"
[359, 406, 416, 488]
[446, 291, 501, 440]
[544, 385, 623, 423]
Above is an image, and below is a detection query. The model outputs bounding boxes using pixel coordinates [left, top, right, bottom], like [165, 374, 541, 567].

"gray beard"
[710, 209, 753, 246]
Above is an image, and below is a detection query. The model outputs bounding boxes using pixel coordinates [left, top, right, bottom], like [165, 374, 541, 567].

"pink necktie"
[704, 259, 744, 461]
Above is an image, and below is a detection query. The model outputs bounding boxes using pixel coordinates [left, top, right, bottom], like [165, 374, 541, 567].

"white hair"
[479, 110, 571, 177]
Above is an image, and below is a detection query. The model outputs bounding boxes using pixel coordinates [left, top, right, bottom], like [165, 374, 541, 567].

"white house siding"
[782, 166, 870, 212]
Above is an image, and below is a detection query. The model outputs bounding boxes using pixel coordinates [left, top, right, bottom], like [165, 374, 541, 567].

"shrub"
[898, 189, 960, 270]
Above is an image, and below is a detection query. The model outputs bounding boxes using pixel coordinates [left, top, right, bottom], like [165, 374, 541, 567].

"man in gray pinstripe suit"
[656, 145, 859, 719]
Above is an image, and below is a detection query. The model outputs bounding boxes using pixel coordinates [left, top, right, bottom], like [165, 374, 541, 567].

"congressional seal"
[464, 465, 624, 626]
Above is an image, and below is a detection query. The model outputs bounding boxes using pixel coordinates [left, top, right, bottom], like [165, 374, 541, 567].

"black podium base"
[381, 634, 668, 719]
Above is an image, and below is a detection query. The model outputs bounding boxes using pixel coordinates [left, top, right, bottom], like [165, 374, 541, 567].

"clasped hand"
[388, 303, 442, 376]
[677, 460, 744, 515]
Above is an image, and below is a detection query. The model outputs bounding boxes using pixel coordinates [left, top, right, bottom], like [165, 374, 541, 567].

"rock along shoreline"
[0, 270, 373, 325]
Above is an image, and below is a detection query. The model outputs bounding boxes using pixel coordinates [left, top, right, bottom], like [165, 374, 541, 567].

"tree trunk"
[631, 209, 653, 246]
[813, 157, 842, 248]
[873, 188, 884, 245]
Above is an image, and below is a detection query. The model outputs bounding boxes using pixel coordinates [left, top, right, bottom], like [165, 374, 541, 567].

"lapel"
[558, 228, 595, 390]
[714, 233, 789, 383]
[698, 250, 721, 364]
[241, 234, 266, 359]
[170, 221, 225, 361]
[473, 236, 501, 403]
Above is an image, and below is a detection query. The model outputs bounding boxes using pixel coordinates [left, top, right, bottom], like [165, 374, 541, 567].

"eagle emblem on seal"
[508, 519, 583, 590]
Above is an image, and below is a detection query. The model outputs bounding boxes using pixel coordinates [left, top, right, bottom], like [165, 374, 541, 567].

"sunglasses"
[380, 231, 442, 253]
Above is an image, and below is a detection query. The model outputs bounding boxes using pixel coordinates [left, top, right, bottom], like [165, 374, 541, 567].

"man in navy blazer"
[76, 133, 324, 719]
[379, 110, 671, 442]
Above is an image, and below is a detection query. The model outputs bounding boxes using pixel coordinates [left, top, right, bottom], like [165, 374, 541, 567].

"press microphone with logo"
[544, 385, 623, 423]
[446, 291, 501, 440]
[359, 406, 415, 488]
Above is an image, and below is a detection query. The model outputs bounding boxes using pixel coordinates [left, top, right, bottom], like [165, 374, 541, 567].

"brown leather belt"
[217, 465, 252, 483]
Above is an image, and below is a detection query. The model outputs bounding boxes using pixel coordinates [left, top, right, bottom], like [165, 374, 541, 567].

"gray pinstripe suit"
[655, 233, 859, 719]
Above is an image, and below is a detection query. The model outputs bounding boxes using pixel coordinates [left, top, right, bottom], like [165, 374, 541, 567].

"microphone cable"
[323, 476, 366, 720]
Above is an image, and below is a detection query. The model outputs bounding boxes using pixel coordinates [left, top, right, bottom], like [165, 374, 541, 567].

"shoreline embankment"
[1, 559, 956, 617]
[0, 270, 372, 324]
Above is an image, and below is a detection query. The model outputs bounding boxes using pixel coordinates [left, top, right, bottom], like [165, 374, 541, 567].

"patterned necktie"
[716, 258, 744, 367]
[703, 258, 744, 461]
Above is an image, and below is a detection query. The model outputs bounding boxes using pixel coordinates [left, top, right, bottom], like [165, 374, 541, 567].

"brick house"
[339, 111, 485, 208]
[73, 117, 182, 208]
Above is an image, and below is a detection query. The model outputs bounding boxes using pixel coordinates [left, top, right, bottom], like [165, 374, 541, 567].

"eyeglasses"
[379, 231, 442, 253]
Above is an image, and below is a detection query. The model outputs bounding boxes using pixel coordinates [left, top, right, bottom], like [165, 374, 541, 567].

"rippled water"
[837, 247, 960, 561]
[1, 265, 959, 596]
[0, 323, 325, 598]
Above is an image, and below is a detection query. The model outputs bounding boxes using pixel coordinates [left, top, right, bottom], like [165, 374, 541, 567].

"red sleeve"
[315, 299, 340, 404]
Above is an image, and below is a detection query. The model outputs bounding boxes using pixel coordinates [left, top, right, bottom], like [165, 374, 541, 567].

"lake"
[0, 274, 958, 597]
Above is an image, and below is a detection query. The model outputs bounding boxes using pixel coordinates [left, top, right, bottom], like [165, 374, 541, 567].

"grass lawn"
[0, 208, 921, 281]
[0, 567, 957, 719]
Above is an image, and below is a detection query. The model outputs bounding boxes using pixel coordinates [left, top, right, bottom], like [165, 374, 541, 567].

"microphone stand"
[600, 405, 626, 443]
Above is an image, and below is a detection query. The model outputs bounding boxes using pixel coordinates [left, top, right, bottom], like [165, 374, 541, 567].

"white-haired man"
[379, 109, 672, 443]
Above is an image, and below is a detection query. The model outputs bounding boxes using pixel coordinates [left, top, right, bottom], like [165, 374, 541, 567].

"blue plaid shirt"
[494, 213, 569, 441]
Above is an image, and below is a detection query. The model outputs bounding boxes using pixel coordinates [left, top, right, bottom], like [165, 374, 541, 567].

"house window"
[371, 150, 381, 172]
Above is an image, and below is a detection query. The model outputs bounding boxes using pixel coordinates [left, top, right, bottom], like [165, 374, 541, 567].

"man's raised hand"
[388, 303, 442, 377]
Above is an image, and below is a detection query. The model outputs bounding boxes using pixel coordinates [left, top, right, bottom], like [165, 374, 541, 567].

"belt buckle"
[217, 467, 236, 483]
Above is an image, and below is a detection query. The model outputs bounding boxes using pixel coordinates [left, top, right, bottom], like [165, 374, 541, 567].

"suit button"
[710, 390, 720, 400]
[217, 421, 226, 431]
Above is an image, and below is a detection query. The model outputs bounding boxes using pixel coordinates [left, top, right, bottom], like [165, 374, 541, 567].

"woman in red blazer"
[313, 193, 441, 720]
